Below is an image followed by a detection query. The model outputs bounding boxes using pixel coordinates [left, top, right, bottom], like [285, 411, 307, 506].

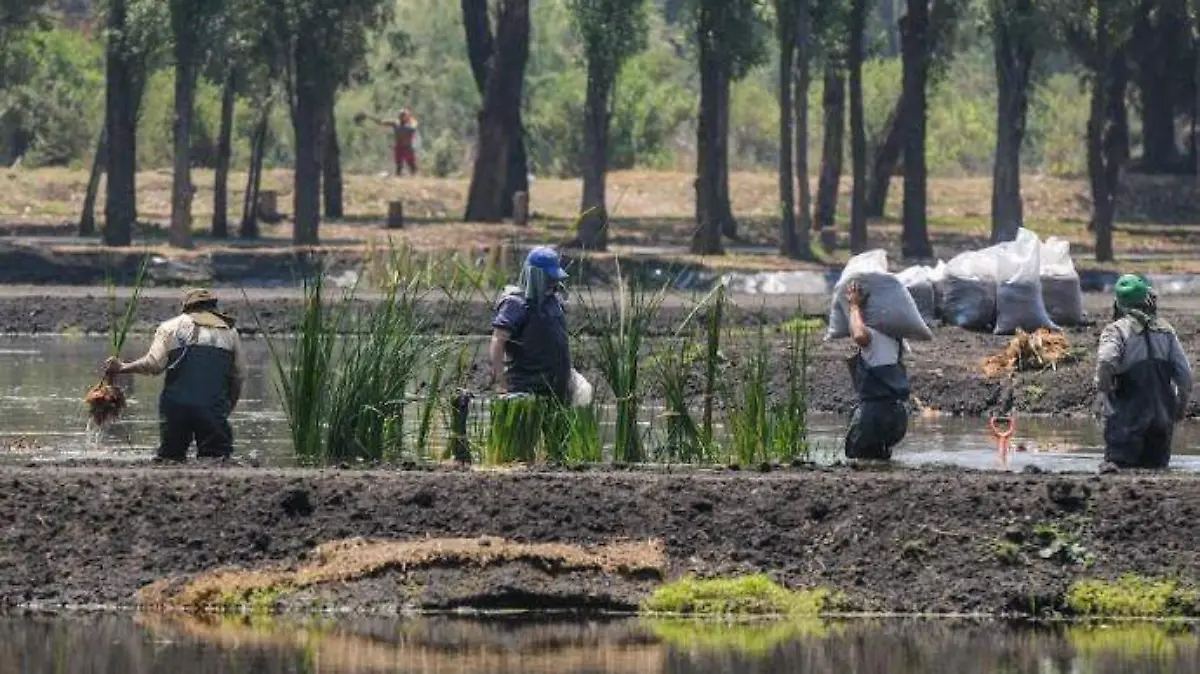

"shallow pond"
[2, 335, 1199, 473]
[1, 615, 1198, 673]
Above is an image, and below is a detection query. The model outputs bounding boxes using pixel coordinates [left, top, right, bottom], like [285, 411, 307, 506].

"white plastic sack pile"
[938, 249, 998, 331]
[826, 249, 934, 342]
[1040, 236, 1085, 326]
[895, 262, 943, 327]
[993, 228, 1058, 335]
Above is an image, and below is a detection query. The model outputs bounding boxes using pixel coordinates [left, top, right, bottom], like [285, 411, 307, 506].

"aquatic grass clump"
[722, 318, 814, 466]
[486, 394, 545, 465]
[581, 264, 669, 464]
[642, 575, 834, 617]
[1066, 575, 1198, 618]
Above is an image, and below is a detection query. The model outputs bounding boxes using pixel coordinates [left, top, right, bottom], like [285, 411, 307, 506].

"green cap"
[1114, 274, 1152, 308]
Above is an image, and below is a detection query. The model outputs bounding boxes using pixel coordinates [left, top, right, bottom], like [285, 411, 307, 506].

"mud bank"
[0, 466, 1197, 616]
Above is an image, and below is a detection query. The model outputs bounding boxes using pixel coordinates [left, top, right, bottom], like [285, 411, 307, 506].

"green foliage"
[568, 0, 649, 74]
[0, 27, 103, 167]
[642, 574, 833, 616]
[1066, 575, 1194, 618]
[693, 0, 771, 80]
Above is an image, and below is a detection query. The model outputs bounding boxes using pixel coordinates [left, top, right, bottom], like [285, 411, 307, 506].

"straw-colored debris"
[138, 536, 667, 611]
[983, 328, 1076, 378]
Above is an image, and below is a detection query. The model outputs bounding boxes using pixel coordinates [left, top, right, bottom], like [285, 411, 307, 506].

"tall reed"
[581, 262, 668, 464]
[724, 324, 773, 466]
[772, 319, 813, 463]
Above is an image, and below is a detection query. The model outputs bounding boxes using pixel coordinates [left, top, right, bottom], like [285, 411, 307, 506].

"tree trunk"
[1087, 4, 1125, 263]
[793, 0, 814, 258]
[777, 2, 799, 258]
[169, 34, 197, 248]
[815, 67, 845, 251]
[990, 0, 1034, 244]
[578, 57, 613, 250]
[80, 127, 107, 237]
[865, 93, 905, 218]
[322, 103, 344, 219]
[880, 0, 901, 58]
[900, 0, 932, 260]
[464, 0, 530, 222]
[1135, 6, 1180, 174]
[103, 0, 136, 247]
[240, 102, 270, 239]
[212, 70, 235, 239]
[716, 72, 736, 240]
[692, 36, 726, 255]
[462, 0, 528, 220]
[848, 0, 868, 254]
[292, 42, 325, 245]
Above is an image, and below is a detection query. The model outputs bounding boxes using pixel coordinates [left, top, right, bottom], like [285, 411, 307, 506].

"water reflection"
[0, 615, 1197, 674]
[2, 334, 1199, 472]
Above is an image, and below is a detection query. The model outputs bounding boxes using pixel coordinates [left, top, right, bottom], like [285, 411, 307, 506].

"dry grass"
[982, 329, 1077, 378]
[137, 614, 667, 674]
[138, 536, 667, 611]
[4, 167, 1200, 272]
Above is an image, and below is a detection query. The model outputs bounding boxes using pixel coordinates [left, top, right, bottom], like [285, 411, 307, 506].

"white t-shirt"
[860, 327, 905, 367]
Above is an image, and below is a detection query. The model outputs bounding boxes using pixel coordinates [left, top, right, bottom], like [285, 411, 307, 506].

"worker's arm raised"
[847, 281, 872, 348]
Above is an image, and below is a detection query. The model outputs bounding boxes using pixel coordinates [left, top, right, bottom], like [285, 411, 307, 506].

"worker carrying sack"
[827, 250, 934, 342]
[938, 249, 998, 331]
[896, 263, 940, 327]
[1040, 236, 1085, 326]
[994, 228, 1058, 335]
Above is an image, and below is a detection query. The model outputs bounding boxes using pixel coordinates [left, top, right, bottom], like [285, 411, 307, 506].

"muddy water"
[2, 335, 1199, 472]
[1, 615, 1197, 673]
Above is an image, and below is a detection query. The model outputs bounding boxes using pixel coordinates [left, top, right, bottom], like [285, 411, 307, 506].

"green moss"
[646, 618, 835, 655]
[219, 586, 286, 615]
[642, 575, 835, 617]
[1066, 575, 1196, 618]
[991, 541, 1023, 566]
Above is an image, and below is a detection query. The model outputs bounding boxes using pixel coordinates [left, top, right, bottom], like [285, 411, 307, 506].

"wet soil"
[0, 289, 1195, 418]
[0, 465, 1196, 616]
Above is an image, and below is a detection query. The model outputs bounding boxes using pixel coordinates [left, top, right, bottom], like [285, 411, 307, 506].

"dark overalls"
[1104, 328, 1178, 469]
[845, 337, 910, 460]
[159, 338, 236, 460]
[499, 295, 571, 403]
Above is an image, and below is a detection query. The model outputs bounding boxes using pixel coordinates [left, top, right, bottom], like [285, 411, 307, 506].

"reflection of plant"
[646, 618, 835, 657]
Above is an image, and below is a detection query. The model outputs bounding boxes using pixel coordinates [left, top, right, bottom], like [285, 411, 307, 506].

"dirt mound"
[982, 329, 1077, 378]
[138, 537, 666, 613]
[2, 466, 1199, 616]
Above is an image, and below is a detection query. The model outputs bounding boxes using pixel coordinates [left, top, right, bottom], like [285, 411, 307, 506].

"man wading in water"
[844, 281, 910, 460]
[490, 247, 572, 403]
[104, 288, 246, 462]
[1096, 274, 1193, 470]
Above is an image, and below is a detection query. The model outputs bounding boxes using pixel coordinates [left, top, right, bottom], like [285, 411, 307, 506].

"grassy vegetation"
[642, 575, 836, 617]
[1066, 575, 1199, 618]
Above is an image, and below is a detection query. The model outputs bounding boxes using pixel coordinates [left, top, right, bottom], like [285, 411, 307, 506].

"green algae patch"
[1066, 575, 1199, 618]
[646, 618, 836, 655]
[642, 575, 835, 617]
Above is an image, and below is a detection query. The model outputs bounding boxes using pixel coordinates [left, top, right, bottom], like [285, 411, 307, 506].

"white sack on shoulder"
[826, 250, 934, 342]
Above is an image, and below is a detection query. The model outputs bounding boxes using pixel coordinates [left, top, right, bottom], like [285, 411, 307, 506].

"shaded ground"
[4, 169, 1200, 278]
[0, 465, 1196, 616]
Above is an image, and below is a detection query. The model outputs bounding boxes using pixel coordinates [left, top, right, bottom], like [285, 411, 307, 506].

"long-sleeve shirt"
[125, 313, 247, 406]
[1095, 315, 1193, 410]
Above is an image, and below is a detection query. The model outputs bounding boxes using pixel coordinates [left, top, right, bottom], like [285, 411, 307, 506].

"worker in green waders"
[1096, 275, 1193, 470]
[844, 281, 910, 460]
[104, 288, 246, 462]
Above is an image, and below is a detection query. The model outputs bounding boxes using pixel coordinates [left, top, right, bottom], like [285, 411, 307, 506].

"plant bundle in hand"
[85, 375, 126, 427]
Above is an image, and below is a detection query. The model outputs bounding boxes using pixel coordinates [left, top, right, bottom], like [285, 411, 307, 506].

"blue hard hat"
[525, 246, 568, 280]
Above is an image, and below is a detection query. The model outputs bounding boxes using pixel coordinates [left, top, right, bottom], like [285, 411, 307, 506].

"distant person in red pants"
[364, 109, 419, 176]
